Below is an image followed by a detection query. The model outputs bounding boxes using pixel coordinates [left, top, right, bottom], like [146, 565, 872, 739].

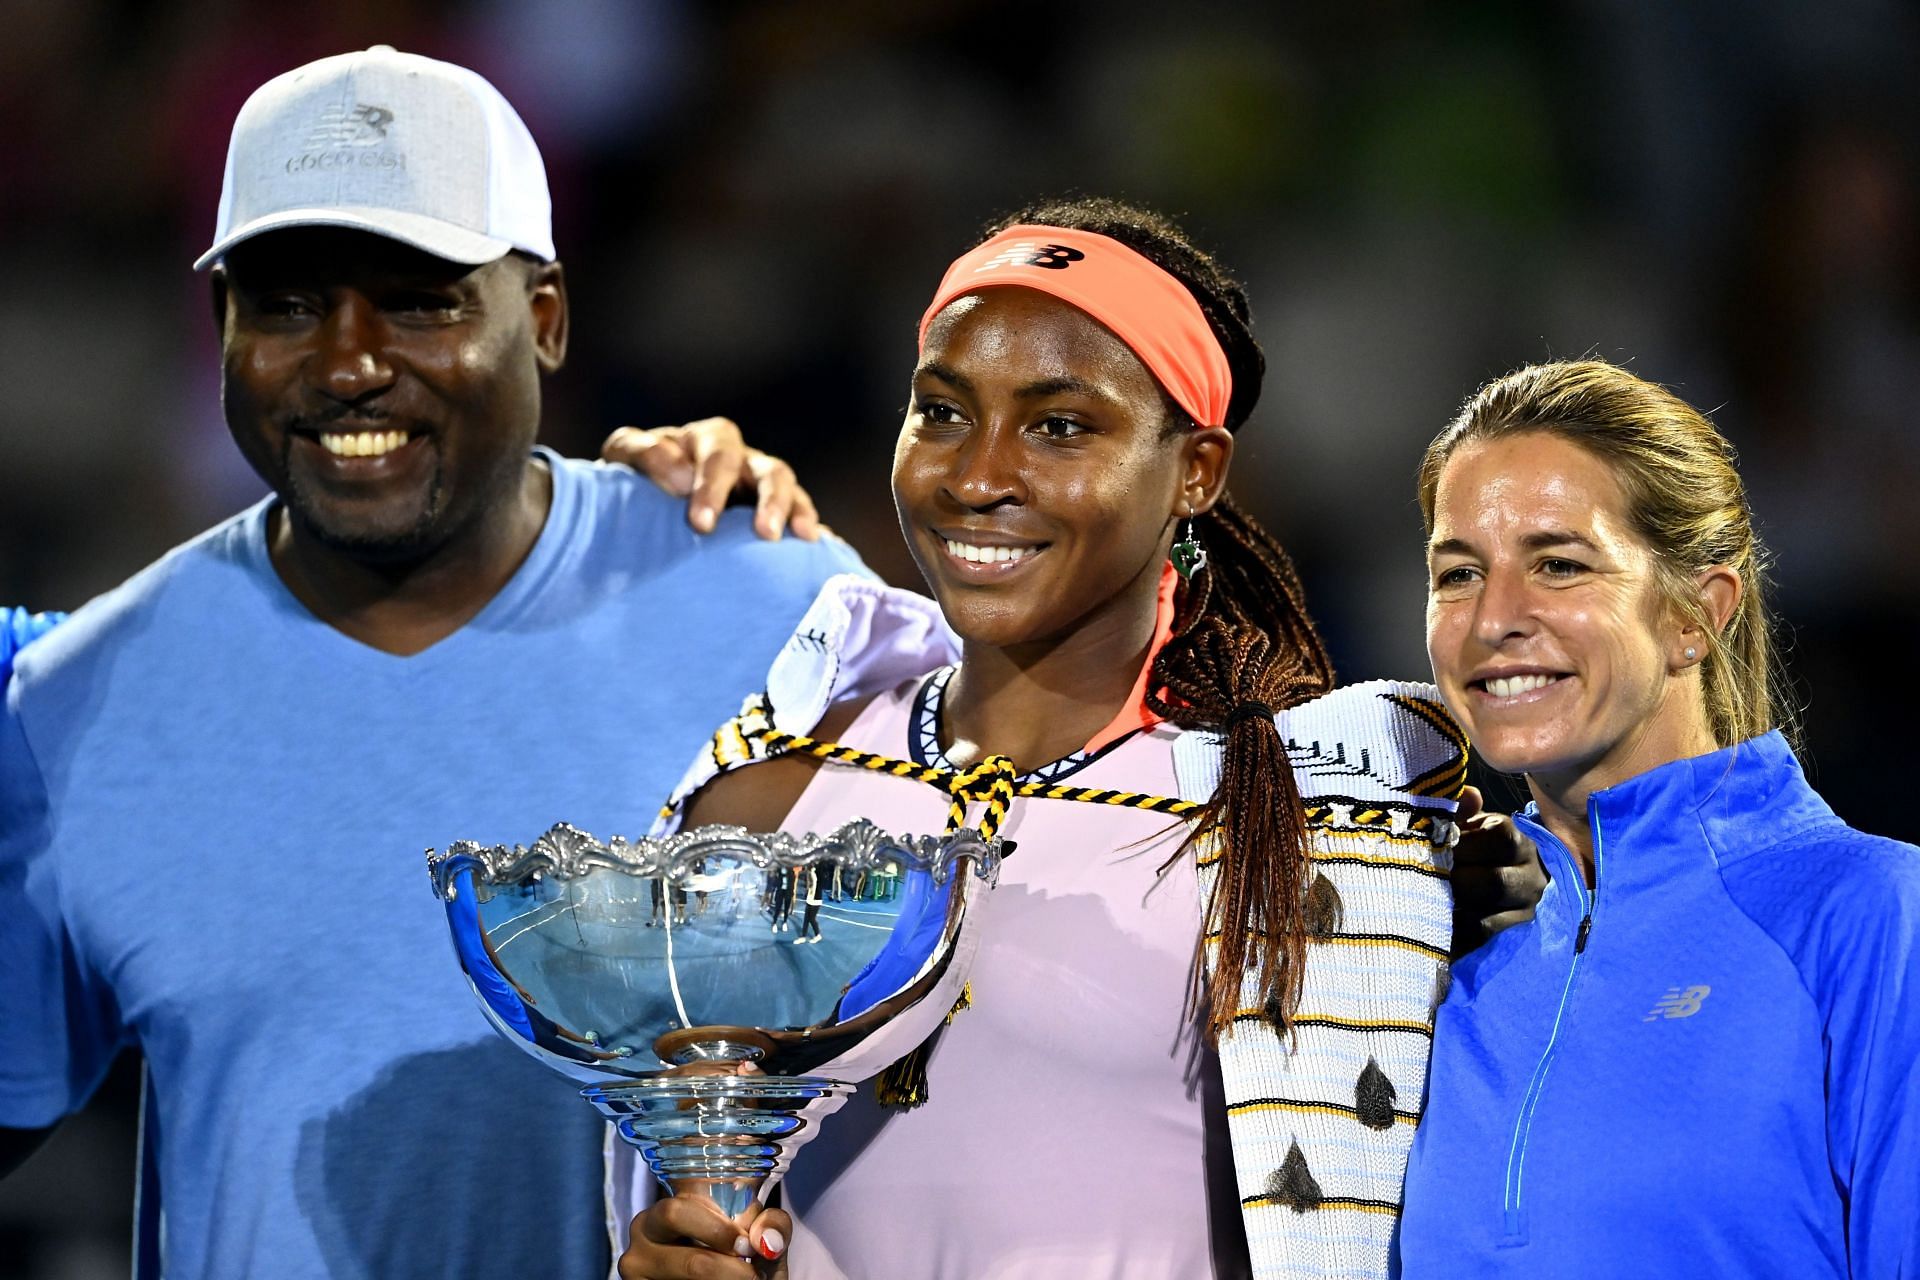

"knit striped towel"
[1174, 679, 1466, 1280]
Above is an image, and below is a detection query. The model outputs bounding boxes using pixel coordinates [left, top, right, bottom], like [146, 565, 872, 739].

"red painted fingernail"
[758, 1227, 786, 1259]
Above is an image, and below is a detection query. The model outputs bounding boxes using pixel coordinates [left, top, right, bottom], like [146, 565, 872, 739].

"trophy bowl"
[426, 819, 1000, 1219]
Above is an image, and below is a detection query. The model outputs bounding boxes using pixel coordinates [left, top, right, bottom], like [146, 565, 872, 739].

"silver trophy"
[425, 819, 999, 1220]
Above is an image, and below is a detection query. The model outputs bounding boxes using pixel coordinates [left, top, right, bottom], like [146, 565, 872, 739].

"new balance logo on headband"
[923, 224, 1233, 427]
[972, 241, 1087, 272]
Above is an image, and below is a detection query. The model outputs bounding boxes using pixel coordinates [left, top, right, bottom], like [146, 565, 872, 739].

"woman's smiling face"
[893, 287, 1216, 650]
[1425, 430, 1708, 797]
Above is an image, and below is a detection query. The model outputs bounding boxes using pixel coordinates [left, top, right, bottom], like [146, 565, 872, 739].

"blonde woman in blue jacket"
[1401, 360, 1920, 1277]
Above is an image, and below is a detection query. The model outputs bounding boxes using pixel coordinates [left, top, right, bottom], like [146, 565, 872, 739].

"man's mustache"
[278, 404, 416, 434]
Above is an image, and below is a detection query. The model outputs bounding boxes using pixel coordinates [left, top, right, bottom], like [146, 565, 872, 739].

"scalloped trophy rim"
[425, 817, 1002, 896]
[422, 816, 1004, 1221]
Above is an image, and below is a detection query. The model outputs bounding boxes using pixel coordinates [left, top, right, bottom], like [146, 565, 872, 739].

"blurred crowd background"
[3, 1, 1916, 1274]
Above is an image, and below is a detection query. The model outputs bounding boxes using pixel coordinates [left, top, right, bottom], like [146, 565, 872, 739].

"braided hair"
[980, 199, 1336, 1042]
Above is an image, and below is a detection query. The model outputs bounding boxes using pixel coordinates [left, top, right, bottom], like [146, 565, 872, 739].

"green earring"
[1171, 517, 1208, 580]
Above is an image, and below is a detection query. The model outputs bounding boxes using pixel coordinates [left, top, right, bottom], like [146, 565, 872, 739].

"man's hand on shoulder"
[602, 418, 823, 543]
[1450, 785, 1546, 958]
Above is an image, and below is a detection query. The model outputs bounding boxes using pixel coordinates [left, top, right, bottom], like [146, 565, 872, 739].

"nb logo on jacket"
[1643, 984, 1711, 1020]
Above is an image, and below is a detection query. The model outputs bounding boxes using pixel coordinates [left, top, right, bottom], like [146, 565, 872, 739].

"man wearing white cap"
[0, 47, 863, 1278]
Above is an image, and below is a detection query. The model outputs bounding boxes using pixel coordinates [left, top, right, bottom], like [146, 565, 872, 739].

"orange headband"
[918, 225, 1234, 430]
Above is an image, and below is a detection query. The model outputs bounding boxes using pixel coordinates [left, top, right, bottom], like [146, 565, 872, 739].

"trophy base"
[584, 1074, 854, 1220]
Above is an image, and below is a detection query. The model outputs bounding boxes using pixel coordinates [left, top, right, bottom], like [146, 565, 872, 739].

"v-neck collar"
[906, 561, 1180, 782]
[907, 665, 1147, 786]
[240, 446, 576, 673]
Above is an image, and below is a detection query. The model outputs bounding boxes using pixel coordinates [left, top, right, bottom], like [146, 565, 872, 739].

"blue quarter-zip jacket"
[1400, 732, 1920, 1277]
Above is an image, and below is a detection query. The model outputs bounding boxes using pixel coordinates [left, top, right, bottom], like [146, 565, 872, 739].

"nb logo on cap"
[306, 102, 395, 148]
[972, 241, 1087, 273]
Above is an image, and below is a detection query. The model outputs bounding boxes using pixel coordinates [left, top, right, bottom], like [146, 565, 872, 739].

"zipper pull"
[1575, 914, 1593, 954]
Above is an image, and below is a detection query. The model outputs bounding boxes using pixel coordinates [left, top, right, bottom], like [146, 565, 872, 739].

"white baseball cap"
[195, 46, 555, 270]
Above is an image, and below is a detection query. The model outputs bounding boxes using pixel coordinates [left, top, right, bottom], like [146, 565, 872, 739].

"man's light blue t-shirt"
[0, 451, 865, 1278]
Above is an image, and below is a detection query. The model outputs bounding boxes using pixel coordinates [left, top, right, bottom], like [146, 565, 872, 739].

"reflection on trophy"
[425, 819, 1000, 1220]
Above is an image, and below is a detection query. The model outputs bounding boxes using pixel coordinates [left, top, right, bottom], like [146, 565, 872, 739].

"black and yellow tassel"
[873, 983, 972, 1109]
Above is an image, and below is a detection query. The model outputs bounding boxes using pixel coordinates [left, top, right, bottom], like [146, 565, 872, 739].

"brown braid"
[984, 198, 1337, 1044]
[1149, 497, 1335, 1042]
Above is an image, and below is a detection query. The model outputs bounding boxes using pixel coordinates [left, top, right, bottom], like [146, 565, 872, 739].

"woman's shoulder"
[1716, 808, 1920, 1010]
[652, 578, 956, 831]
[1739, 819, 1920, 925]
[1713, 740, 1920, 929]
[679, 694, 883, 832]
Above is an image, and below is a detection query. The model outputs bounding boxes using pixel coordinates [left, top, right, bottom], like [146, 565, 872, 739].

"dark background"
[3, 1, 1916, 1274]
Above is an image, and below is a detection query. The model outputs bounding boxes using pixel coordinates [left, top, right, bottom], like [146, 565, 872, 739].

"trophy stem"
[584, 1075, 854, 1220]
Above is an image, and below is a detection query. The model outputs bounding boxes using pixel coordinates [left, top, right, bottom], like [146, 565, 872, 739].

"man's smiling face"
[216, 227, 564, 565]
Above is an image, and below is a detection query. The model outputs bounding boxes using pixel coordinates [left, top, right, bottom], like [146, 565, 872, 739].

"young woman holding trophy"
[613, 199, 1518, 1279]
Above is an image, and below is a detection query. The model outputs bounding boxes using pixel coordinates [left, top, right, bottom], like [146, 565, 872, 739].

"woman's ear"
[1696, 565, 1743, 636]
[1179, 426, 1234, 516]
[1677, 564, 1743, 664]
